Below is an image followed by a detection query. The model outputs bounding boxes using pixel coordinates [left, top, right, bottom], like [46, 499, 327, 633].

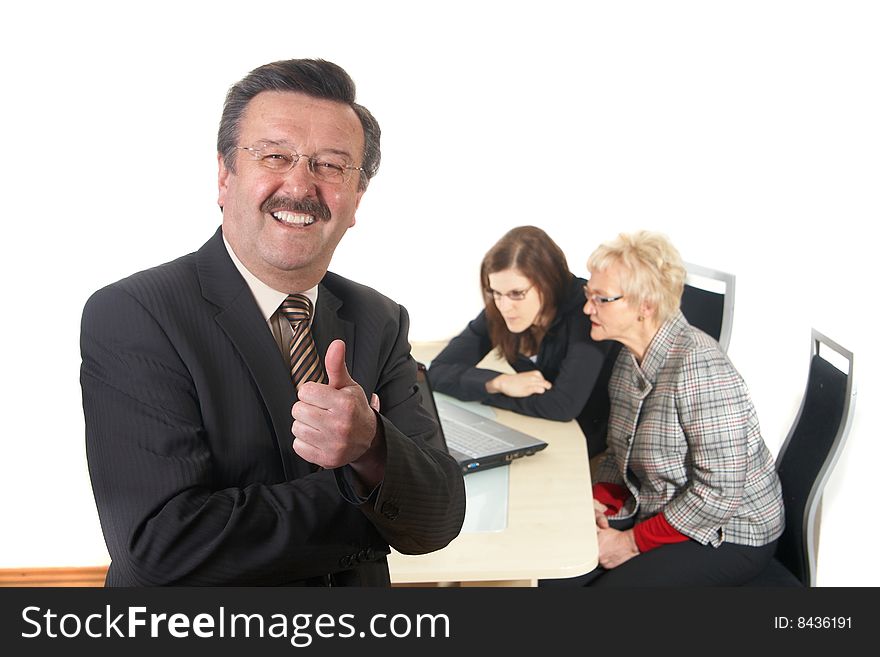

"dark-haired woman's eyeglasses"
[486, 286, 533, 302]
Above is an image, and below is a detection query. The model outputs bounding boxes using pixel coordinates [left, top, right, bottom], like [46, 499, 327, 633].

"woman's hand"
[597, 527, 639, 569]
[485, 371, 552, 397]
[593, 499, 610, 529]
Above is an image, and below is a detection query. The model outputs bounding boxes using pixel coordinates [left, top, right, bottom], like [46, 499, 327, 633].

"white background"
[1, 1, 876, 585]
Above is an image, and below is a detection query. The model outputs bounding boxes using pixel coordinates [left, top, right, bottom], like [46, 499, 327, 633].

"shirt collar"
[223, 236, 318, 322]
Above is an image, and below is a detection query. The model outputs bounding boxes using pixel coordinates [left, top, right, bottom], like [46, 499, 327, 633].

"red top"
[592, 483, 689, 552]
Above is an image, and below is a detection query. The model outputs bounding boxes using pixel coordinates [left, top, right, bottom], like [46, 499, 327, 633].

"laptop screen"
[415, 361, 449, 454]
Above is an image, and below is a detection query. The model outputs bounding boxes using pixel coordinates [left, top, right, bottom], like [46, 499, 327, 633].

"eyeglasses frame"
[583, 286, 625, 306]
[236, 144, 365, 184]
[486, 285, 534, 303]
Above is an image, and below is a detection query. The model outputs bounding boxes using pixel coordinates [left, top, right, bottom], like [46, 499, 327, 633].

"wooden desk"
[388, 342, 597, 587]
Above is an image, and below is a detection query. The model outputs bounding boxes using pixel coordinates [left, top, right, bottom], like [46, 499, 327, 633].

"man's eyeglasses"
[486, 286, 533, 302]
[236, 145, 365, 184]
[583, 287, 624, 305]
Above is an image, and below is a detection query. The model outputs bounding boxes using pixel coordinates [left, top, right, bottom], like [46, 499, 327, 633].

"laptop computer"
[416, 362, 548, 474]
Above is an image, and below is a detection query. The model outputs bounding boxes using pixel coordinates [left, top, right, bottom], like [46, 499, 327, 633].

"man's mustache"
[261, 196, 331, 222]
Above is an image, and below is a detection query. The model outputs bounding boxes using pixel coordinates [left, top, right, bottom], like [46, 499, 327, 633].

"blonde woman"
[570, 231, 783, 586]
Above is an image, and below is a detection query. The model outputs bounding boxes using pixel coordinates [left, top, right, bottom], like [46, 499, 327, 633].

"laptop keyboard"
[441, 420, 514, 458]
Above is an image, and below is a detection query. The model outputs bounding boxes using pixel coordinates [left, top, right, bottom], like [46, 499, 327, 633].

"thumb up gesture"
[292, 340, 384, 478]
[324, 338, 379, 411]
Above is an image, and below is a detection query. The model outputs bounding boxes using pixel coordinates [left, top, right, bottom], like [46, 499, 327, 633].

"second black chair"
[746, 328, 856, 586]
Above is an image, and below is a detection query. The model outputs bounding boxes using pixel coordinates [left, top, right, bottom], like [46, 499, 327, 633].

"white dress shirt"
[223, 236, 318, 359]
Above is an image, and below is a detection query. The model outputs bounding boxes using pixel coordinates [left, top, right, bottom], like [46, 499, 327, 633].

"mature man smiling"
[218, 90, 367, 292]
[81, 59, 465, 587]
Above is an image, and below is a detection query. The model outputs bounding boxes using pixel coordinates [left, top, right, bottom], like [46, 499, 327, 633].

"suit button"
[381, 502, 399, 520]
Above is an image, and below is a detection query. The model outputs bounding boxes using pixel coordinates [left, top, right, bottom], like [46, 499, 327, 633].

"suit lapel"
[196, 228, 306, 479]
[312, 283, 355, 376]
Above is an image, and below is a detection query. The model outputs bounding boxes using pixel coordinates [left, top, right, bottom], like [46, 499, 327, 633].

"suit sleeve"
[426, 311, 500, 399]
[82, 285, 391, 586]
[480, 315, 607, 422]
[662, 347, 753, 543]
[346, 304, 466, 555]
[430, 308, 607, 422]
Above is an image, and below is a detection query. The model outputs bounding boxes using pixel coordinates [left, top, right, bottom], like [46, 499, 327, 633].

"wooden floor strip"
[0, 566, 108, 587]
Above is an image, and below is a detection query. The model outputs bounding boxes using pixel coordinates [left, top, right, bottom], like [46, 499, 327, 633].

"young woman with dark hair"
[428, 226, 617, 457]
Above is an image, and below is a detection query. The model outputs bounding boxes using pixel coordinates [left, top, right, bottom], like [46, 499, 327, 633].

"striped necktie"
[279, 294, 327, 389]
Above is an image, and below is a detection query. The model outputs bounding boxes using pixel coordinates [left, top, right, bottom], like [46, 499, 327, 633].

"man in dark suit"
[80, 59, 466, 586]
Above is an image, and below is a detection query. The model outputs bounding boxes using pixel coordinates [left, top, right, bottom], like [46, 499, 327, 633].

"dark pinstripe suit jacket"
[81, 227, 465, 586]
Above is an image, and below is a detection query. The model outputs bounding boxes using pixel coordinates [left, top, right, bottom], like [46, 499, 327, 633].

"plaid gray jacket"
[594, 312, 784, 547]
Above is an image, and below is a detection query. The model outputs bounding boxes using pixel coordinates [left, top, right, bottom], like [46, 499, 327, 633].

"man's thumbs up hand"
[324, 341, 379, 410]
[324, 339, 357, 391]
[292, 340, 384, 484]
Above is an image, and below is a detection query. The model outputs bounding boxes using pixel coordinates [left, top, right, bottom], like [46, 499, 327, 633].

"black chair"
[747, 329, 856, 586]
[680, 263, 735, 352]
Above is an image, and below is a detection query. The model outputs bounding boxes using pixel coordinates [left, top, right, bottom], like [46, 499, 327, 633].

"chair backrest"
[680, 263, 735, 352]
[773, 329, 856, 586]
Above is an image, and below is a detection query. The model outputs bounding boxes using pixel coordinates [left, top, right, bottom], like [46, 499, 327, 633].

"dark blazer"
[428, 276, 619, 458]
[81, 227, 465, 586]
